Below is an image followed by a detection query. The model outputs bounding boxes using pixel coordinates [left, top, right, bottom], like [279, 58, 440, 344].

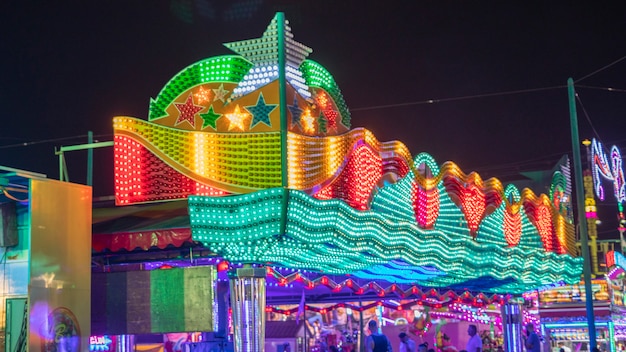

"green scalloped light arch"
[300, 60, 351, 128]
[413, 152, 441, 176]
[504, 183, 522, 203]
[550, 171, 567, 200]
[148, 55, 253, 120]
[147, 55, 353, 128]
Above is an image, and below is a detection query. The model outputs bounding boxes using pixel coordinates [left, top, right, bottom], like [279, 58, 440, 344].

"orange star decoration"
[225, 105, 250, 131]
[194, 86, 213, 104]
[301, 108, 316, 134]
[174, 94, 204, 127]
[316, 92, 329, 109]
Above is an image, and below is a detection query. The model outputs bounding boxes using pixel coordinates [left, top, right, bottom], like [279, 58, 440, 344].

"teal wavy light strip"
[371, 153, 545, 249]
[148, 55, 253, 120]
[189, 186, 583, 294]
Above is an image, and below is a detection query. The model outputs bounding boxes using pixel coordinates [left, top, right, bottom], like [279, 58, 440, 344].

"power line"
[350, 85, 567, 112]
[577, 85, 626, 93]
[0, 134, 112, 150]
[574, 90, 625, 161]
[574, 55, 626, 83]
[575, 94, 603, 143]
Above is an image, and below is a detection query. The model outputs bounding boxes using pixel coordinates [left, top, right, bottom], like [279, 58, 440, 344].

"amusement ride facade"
[108, 13, 584, 352]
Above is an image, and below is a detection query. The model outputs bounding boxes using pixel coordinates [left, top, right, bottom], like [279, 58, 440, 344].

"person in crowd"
[398, 332, 416, 352]
[465, 325, 482, 352]
[365, 320, 392, 352]
[418, 343, 428, 352]
[558, 342, 571, 352]
[523, 323, 541, 352]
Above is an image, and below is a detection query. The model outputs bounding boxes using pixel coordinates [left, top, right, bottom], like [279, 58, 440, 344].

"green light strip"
[300, 60, 351, 128]
[149, 56, 253, 121]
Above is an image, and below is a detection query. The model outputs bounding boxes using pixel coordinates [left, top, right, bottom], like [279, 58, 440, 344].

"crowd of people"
[363, 321, 547, 352]
[309, 317, 594, 352]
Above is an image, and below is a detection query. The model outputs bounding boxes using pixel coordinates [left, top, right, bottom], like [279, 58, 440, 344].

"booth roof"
[93, 200, 189, 234]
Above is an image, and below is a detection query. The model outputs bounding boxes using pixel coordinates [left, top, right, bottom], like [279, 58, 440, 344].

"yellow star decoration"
[225, 105, 250, 131]
[213, 83, 230, 103]
[194, 86, 213, 104]
[301, 108, 316, 134]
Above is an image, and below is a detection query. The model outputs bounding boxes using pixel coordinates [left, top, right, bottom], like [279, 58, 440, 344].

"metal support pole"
[87, 131, 93, 186]
[55, 140, 113, 184]
[501, 303, 523, 352]
[229, 265, 266, 352]
[277, 12, 290, 239]
[359, 301, 364, 352]
[58, 151, 65, 181]
[568, 77, 597, 349]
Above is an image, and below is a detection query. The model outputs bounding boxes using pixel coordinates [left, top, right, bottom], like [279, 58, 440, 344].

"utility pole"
[567, 77, 597, 349]
[87, 131, 93, 186]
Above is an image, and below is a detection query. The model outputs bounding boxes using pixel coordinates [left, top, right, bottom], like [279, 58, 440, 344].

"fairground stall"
[93, 12, 585, 352]
[533, 251, 626, 352]
[535, 279, 613, 352]
[607, 251, 626, 350]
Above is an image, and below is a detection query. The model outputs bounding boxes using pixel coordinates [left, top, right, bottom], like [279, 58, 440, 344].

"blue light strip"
[543, 322, 608, 328]
[609, 321, 616, 352]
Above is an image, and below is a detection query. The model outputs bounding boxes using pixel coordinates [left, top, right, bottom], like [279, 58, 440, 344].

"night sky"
[1, 1, 625, 235]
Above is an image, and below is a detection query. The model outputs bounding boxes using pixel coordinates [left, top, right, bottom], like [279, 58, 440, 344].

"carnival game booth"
[606, 251, 626, 350]
[104, 12, 584, 352]
[265, 295, 508, 352]
[536, 280, 613, 352]
[535, 251, 626, 352]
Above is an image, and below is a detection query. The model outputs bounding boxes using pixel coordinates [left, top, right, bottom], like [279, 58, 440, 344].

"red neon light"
[323, 109, 338, 130]
[534, 205, 554, 251]
[607, 250, 616, 268]
[524, 200, 556, 251]
[384, 157, 410, 179]
[412, 181, 440, 229]
[114, 135, 229, 205]
[217, 261, 229, 272]
[314, 145, 383, 210]
[461, 183, 486, 235]
[503, 208, 521, 246]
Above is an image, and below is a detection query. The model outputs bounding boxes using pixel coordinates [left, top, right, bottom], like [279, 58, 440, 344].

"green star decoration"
[199, 105, 222, 129]
[317, 110, 327, 134]
[245, 93, 277, 128]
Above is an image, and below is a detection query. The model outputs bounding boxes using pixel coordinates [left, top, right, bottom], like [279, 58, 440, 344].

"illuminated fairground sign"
[591, 138, 626, 229]
[591, 138, 625, 203]
[112, 13, 583, 294]
[607, 250, 626, 279]
[538, 280, 609, 305]
[89, 336, 113, 351]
